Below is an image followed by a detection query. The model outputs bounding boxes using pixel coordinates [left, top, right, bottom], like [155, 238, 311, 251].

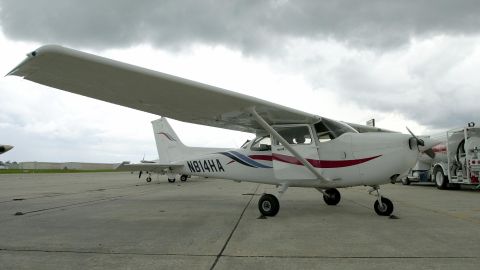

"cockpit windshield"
[314, 118, 357, 142]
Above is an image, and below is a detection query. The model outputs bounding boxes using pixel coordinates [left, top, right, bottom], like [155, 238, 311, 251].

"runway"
[0, 172, 479, 269]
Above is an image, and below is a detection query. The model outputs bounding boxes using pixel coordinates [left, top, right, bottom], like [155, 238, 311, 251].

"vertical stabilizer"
[151, 118, 187, 164]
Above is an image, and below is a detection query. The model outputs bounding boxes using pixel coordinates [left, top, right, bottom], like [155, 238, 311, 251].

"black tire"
[168, 178, 176, 183]
[434, 166, 448, 189]
[146, 177, 152, 183]
[374, 197, 394, 216]
[323, 188, 341, 205]
[401, 177, 411, 185]
[258, 194, 280, 216]
[180, 175, 188, 182]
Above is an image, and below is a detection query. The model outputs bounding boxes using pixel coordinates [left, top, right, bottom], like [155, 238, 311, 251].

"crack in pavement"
[1, 248, 478, 259]
[209, 184, 260, 270]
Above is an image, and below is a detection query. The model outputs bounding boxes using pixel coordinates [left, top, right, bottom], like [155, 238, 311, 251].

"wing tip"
[5, 44, 65, 77]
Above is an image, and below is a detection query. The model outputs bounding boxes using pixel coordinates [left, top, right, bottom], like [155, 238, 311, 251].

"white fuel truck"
[402, 123, 480, 189]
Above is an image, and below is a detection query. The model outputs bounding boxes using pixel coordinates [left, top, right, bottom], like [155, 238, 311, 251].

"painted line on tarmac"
[5, 187, 164, 220]
[0, 183, 150, 204]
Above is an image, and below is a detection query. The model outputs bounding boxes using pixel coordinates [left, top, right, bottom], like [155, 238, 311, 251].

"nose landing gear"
[369, 186, 394, 216]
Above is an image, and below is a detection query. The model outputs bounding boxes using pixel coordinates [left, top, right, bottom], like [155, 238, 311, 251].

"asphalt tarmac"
[0, 172, 479, 269]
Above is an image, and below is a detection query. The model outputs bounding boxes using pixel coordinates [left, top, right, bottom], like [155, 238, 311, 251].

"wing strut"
[248, 108, 330, 183]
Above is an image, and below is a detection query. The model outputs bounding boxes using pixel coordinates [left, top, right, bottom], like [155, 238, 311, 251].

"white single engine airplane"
[8, 45, 428, 217]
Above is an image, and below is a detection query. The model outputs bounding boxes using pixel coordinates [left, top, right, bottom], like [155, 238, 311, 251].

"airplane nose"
[351, 133, 421, 184]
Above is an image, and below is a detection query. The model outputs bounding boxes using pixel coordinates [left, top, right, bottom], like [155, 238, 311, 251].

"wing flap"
[9, 45, 319, 133]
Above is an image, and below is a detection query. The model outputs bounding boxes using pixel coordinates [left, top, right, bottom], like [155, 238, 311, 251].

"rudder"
[151, 117, 187, 164]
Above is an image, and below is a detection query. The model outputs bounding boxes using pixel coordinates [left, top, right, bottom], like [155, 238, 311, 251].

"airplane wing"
[8, 45, 319, 133]
[115, 162, 183, 173]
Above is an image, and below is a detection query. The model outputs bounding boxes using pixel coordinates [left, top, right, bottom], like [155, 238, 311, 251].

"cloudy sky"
[1, 0, 480, 163]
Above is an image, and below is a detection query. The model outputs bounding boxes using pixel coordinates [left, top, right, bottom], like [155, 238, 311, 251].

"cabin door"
[272, 124, 319, 180]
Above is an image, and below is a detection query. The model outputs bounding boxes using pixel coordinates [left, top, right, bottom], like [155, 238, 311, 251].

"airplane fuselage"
[178, 132, 418, 188]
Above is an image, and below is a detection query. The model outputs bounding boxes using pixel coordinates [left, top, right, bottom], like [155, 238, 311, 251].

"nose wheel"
[374, 197, 393, 216]
[370, 186, 394, 216]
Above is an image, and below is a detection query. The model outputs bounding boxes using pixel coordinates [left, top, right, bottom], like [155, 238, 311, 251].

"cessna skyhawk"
[8, 45, 426, 217]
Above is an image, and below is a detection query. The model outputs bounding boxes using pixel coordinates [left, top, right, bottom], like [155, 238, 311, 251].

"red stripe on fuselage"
[249, 155, 273, 161]
[249, 154, 381, 168]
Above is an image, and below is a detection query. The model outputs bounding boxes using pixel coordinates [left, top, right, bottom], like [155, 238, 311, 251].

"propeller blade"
[424, 148, 435, 159]
[138, 171, 142, 179]
[406, 126, 425, 146]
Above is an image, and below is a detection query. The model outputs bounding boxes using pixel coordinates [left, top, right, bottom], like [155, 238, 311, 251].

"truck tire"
[401, 177, 411, 185]
[434, 166, 448, 189]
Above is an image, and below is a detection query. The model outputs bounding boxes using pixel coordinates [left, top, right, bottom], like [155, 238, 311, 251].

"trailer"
[402, 123, 480, 189]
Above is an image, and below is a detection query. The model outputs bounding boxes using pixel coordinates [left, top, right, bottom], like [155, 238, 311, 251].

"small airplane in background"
[0, 145, 14, 155]
[134, 138, 193, 183]
[8, 45, 436, 217]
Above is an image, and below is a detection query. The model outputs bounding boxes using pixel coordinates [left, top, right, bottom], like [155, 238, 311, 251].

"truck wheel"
[434, 167, 448, 189]
[401, 177, 411, 185]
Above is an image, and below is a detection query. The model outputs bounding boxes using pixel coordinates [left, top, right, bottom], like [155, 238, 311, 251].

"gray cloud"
[2, 0, 480, 52]
[329, 46, 480, 130]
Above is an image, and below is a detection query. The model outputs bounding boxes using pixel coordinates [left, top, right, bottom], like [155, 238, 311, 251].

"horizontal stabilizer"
[115, 162, 183, 173]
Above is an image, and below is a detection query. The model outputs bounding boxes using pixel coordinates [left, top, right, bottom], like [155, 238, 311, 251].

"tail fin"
[151, 117, 187, 164]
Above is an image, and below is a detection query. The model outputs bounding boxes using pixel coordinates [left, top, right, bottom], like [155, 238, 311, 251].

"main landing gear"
[322, 188, 341, 205]
[258, 183, 288, 217]
[170, 174, 189, 183]
[258, 194, 280, 216]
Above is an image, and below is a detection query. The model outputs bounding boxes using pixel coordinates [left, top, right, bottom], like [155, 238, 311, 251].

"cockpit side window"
[250, 136, 271, 151]
[315, 118, 357, 142]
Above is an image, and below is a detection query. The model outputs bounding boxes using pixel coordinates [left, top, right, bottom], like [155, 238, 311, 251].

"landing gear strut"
[370, 186, 394, 216]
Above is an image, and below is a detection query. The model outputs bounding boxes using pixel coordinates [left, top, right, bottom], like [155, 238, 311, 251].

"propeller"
[406, 127, 436, 159]
[138, 171, 143, 179]
[406, 127, 424, 147]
